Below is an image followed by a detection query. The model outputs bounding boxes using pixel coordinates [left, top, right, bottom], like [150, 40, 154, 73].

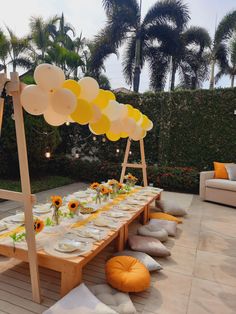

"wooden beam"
[120, 138, 131, 183]
[122, 163, 146, 169]
[0, 189, 36, 203]
[140, 138, 148, 186]
[10, 72, 41, 303]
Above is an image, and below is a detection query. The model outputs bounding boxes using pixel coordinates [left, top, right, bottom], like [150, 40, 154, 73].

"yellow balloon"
[120, 131, 129, 138]
[70, 99, 93, 125]
[90, 104, 102, 123]
[141, 115, 149, 129]
[104, 90, 116, 101]
[93, 89, 109, 109]
[141, 129, 147, 139]
[63, 80, 81, 97]
[89, 114, 111, 135]
[131, 108, 142, 122]
[126, 104, 133, 116]
[106, 131, 120, 141]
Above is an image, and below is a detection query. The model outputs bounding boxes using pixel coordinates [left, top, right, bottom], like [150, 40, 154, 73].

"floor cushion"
[113, 250, 162, 272]
[155, 200, 187, 217]
[128, 235, 171, 257]
[137, 224, 168, 242]
[105, 256, 150, 293]
[43, 283, 117, 314]
[89, 284, 136, 314]
[149, 219, 178, 237]
[149, 212, 182, 224]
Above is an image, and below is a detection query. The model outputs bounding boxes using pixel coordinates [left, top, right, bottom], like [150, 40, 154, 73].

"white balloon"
[102, 100, 123, 121]
[120, 104, 128, 119]
[50, 88, 77, 116]
[109, 119, 123, 134]
[78, 77, 99, 102]
[44, 106, 67, 126]
[146, 120, 154, 131]
[34, 63, 65, 92]
[130, 125, 143, 141]
[121, 117, 136, 135]
[20, 85, 49, 115]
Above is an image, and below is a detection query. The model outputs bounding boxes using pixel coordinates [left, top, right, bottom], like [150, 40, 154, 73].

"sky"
[0, 0, 235, 91]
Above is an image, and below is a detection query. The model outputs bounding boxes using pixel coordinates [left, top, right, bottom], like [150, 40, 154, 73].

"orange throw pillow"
[149, 212, 182, 224]
[214, 162, 229, 179]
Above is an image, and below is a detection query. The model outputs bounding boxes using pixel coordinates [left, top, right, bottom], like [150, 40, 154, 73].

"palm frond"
[122, 35, 136, 85]
[182, 26, 211, 53]
[215, 10, 236, 45]
[102, 0, 139, 19]
[143, 0, 190, 30]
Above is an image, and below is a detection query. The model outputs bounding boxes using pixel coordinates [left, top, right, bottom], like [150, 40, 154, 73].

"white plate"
[75, 227, 107, 240]
[11, 213, 25, 223]
[33, 205, 52, 214]
[0, 223, 8, 232]
[44, 240, 92, 258]
[106, 211, 127, 218]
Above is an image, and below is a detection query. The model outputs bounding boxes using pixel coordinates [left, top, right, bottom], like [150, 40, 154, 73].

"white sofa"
[200, 171, 236, 207]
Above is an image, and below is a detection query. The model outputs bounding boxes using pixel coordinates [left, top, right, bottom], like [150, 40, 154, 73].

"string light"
[129, 151, 132, 155]
[93, 136, 97, 141]
[75, 150, 80, 159]
[65, 121, 70, 126]
[116, 148, 120, 153]
[102, 137, 106, 143]
[45, 147, 51, 159]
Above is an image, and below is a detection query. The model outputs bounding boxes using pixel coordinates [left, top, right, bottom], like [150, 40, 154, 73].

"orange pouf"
[105, 256, 150, 293]
[149, 212, 182, 224]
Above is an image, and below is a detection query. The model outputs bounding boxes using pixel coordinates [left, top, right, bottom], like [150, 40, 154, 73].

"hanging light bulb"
[65, 121, 70, 126]
[75, 150, 80, 159]
[129, 151, 132, 155]
[45, 147, 51, 159]
[93, 136, 97, 141]
[102, 137, 106, 143]
[116, 148, 120, 153]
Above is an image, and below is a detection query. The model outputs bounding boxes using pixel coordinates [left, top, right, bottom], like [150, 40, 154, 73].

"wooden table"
[0, 189, 162, 298]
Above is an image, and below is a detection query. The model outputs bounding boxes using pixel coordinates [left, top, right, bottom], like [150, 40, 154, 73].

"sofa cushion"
[225, 164, 236, 181]
[206, 179, 236, 192]
[89, 284, 136, 314]
[214, 162, 229, 179]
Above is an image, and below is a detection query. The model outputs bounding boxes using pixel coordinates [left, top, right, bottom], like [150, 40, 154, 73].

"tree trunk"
[231, 75, 235, 88]
[170, 59, 177, 91]
[209, 59, 215, 89]
[133, 37, 141, 93]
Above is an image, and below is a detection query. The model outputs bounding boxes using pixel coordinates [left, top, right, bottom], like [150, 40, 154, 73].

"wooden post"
[0, 73, 41, 303]
[120, 138, 148, 186]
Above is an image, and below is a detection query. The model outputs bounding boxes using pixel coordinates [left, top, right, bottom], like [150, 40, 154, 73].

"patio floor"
[0, 183, 236, 314]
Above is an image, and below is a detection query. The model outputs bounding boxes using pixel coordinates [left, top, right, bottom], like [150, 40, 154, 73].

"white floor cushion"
[149, 219, 178, 237]
[156, 200, 187, 216]
[138, 224, 168, 242]
[89, 284, 137, 314]
[43, 283, 118, 314]
[113, 250, 162, 272]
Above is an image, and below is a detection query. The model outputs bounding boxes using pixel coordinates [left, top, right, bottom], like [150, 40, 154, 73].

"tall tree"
[209, 10, 236, 89]
[215, 34, 236, 87]
[90, 0, 189, 92]
[0, 28, 9, 73]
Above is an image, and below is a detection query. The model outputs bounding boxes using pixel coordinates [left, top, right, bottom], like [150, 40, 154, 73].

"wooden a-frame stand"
[0, 73, 41, 303]
[120, 138, 148, 186]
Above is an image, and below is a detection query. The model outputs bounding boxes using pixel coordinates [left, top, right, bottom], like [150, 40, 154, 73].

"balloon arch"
[21, 64, 153, 142]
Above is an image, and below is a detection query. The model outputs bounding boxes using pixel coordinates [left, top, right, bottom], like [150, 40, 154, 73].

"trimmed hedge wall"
[116, 88, 236, 170]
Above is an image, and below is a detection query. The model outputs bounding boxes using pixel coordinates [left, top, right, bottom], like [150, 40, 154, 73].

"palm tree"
[215, 34, 236, 87]
[5, 27, 31, 72]
[0, 28, 9, 73]
[90, 0, 190, 92]
[209, 10, 236, 89]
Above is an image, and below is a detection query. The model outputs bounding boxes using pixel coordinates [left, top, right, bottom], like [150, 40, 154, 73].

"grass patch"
[0, 176, 75, 194]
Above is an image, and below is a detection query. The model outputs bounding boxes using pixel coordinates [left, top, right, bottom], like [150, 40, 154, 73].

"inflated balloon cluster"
[20, 64, 153, 141]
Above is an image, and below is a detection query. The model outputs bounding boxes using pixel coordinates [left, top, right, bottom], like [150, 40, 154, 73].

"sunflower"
[34, 219, 44, 233]
[68, 200, 79, 213]
[51, 195, 63, 208]
[101, 186, 111, 195]
[90, 182, 100, 190]
[118, 182, 123, 189]
[108, 179, 118, 186]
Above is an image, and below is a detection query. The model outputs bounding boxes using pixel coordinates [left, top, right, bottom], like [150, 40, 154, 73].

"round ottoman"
[105, 256, 150, 293]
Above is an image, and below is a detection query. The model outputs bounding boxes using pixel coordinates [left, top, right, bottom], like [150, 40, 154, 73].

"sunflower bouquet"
[68, 200, 80, 217]
[108, 179, 119, 196]
[124, 173, 138, 187]
[90, 182, 102, 204]
[51, 195, 63, 225]
[100, 185, 112, 201]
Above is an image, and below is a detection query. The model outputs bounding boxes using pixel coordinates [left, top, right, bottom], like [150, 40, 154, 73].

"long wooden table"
[0, 189, 162, 298]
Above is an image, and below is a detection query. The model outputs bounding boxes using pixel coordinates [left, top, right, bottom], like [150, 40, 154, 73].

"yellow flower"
[34, 219, 44, 233]
[118, 182, 123, 189]
[51, 196, 63, 208]
[108, 179, 118, 186]
[101, 186, 111, 195]
[90, 182, 100, 190]
[68, 200, 79, 213]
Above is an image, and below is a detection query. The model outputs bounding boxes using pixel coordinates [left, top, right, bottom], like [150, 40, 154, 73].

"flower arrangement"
[124, 173, 138, 187]
[90, 182, 102, 204]
[68, 200, 80, 217]
[51, 195, 63, 225]
[10, 218, 44, 251]
[100, 185, 112, 201]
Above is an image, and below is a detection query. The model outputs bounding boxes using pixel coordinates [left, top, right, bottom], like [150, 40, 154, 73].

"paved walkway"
[0, 184, 236, 313]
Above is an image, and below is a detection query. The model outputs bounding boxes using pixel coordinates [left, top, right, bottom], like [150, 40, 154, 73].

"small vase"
[52, 207, 60, 225]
